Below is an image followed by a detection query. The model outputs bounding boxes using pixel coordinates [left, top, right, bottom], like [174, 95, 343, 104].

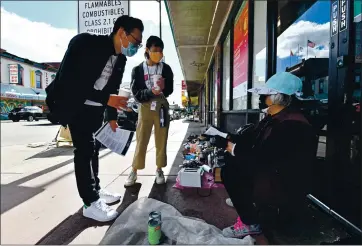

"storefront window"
[277, 1, 331, 77]
[233, 0, 249, 110]
[277, 1, 331, 158]
[222, 32, 231, 110]
[35, 71, 42, 89]
[251, 0, 267, 109]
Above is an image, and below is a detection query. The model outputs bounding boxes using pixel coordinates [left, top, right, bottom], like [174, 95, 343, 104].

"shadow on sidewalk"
[1, 150, 113, 214]
[25, 147, 74, 160]
[36, 183, 143, 245]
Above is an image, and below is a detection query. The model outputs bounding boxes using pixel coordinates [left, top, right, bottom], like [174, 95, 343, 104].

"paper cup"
[151, 75, 162, 91]
[118, 88, 131, 99]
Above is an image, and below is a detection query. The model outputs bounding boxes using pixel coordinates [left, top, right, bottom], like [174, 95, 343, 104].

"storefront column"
[265, 0, 278, 80]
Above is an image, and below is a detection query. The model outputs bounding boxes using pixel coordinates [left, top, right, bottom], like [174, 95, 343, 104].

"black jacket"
[45, 33, 127, 126]
[228, 108, 317, 204]
[130, 62, 173, 103]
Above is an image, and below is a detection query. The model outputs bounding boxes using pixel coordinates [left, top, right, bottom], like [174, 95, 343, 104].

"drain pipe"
[307, 194, 362, 236]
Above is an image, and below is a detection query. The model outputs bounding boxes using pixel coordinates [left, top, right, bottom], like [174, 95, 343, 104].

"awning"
[0, 84, 45, 100]
[31, 88, 47, 100]
[164, 0, 233, 95]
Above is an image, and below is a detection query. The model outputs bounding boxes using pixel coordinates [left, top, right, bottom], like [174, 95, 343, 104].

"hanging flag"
[307, 40, 316, 48]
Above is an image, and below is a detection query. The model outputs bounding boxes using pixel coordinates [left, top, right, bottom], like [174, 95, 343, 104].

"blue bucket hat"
[248, 72, 303, 96]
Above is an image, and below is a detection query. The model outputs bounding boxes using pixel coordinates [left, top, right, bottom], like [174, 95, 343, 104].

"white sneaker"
[226, 198, 234, 207]
[83, 199, 119, 222]
[99, 189, 121, 204]
[124, 171, 137, 187]
[155, 169, 166, 184]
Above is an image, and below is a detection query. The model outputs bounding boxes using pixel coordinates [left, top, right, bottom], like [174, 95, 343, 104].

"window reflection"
[252, 0, 267, 109]
[277, 1, 331, 158]
[222, 33, 231, 110]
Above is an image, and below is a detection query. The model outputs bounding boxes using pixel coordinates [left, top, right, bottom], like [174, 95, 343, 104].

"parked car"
[8, 106, 45, 122]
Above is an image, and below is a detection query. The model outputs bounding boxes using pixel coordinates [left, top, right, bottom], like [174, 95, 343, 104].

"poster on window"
[182, 80, 187, 90]
[233, 0, 248, 99]
[9, 64, 19, 84]
[78, 0, 130, 35]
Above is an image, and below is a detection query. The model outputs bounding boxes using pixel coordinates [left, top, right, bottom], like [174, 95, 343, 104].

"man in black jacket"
[45, 15, 144, 222]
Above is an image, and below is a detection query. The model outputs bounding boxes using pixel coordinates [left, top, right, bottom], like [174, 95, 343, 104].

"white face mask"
[261, 107, 269, 114]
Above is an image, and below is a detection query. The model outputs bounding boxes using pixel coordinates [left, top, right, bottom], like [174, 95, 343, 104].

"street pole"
[159, 0, 162, 39]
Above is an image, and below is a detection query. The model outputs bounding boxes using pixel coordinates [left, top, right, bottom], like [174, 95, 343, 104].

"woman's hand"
[157, 77, 165, 90]
[152, 87, 162, 95]
[226, 141, 234, 153]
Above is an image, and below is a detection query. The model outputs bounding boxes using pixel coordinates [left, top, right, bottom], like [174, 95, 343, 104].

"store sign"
[181, 80, 187, 90]
[9, 64, 19, 84]
[233, 0, 248, 99]
[78, 0, 130, 35]
[339, 0, 347, 32]
[45, 73, 49, 87]
[331, 1, 339, 36]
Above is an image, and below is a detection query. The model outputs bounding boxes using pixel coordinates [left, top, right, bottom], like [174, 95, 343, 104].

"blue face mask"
[121, 39, 139, 57]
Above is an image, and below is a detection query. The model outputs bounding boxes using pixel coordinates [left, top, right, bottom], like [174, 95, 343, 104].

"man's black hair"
[112, 15, 144, 34]
[146, 35, 164, 50]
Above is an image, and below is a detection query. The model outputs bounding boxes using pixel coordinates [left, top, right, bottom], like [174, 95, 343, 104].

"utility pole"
[158, 0, 162, 39]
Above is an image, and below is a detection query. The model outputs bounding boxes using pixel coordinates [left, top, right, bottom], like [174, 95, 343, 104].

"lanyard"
[146, 62, 160, 80]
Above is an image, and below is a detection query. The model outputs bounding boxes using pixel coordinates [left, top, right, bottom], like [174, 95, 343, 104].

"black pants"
[221, 157, 260, 225]
[69, 105, 105, 205]
[222, 156, 305, 228]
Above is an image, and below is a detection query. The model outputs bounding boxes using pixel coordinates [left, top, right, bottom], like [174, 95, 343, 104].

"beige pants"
[132, 97, 170, 170]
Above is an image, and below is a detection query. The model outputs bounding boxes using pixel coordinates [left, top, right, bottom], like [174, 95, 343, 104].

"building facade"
[0, 49, 59, 119]
[166, 0, 361, 232]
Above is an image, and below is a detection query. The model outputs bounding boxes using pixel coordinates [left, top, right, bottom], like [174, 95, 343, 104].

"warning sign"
[78, 0, 130, 35]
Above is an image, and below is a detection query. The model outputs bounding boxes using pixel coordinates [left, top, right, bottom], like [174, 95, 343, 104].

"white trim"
[355, 13, 361, 23]
[204, 1, 234, 81]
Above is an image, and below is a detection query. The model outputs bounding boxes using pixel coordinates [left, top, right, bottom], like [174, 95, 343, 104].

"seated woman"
[214, 72, 317, 240]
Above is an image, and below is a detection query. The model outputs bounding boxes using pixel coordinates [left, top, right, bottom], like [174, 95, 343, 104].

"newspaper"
[204, 126, 228, 139]
[95, 123, 134, 156]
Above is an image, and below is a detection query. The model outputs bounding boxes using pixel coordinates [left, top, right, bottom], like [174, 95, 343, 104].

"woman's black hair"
[144, 35, 164, 59]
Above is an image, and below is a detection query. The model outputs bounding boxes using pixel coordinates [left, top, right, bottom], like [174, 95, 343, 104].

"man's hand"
[109, 120, 118, 132]
[107, 95, 128, 110]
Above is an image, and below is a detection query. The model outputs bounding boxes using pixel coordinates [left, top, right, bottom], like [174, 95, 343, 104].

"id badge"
[151, 101, 157, 111]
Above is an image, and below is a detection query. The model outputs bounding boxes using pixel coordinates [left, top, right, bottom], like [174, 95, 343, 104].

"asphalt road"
[0, 120, 60, 147]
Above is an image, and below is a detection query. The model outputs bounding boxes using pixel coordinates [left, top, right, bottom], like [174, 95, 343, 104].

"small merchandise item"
[179, 167, 202, 188]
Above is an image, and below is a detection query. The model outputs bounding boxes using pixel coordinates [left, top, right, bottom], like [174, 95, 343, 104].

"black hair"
[144, 35, 164, 59]
[112, 15, 144, 34]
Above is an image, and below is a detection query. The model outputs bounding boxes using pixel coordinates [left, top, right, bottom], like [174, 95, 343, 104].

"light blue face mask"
[121, 42, 139, 57]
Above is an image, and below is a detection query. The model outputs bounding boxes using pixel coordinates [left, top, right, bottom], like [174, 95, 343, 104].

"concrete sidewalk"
[1, 120, 190, 244]
[1, 119, 350, 244]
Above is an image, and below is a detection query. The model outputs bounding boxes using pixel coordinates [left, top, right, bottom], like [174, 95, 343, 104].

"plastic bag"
[100, 198, 254, 245]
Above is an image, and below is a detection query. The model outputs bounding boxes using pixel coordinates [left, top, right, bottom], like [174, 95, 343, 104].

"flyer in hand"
[95, 123, 134, 156]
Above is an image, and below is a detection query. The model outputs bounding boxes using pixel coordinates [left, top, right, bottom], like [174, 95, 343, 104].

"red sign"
[9, 64, 19, 84]
[181, 80, 187, 90]
[233, 0, 249, 98]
